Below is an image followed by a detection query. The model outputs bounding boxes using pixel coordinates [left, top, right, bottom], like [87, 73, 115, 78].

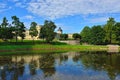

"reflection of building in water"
[12, 55, 40, 68]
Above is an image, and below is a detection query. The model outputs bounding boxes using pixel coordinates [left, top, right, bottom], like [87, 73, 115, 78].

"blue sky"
[0, 0, 120, 33]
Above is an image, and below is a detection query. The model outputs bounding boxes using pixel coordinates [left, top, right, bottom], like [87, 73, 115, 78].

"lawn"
[0, 40, 108, 55]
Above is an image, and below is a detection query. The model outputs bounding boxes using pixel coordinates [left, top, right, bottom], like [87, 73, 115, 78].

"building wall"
[18, 26, 73, 40]
[24, 25, 41, 40]
[68, 34, 73, 39]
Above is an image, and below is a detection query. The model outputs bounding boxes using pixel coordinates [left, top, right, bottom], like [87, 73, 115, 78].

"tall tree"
[29, 22, 38, 42]
[104, 17, 116, 44]
[60, 34, 68, 40]
[0, 18, 14, 41]
[19, 22, 26, 42]
[72, 33, 81, 40]
[90, 25, 105, 45]
[0, 17, 9, 41]
[40, 20, 56, 43]
[80, 26, 91, 44]
[115, 22, 120, 44]
[39, 26, 45, 40]
[12, 16, 21, 42]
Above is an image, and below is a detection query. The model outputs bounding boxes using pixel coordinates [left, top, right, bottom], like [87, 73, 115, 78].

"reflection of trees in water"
[0, 56, 25, 80]
[39, 54, 55, 77]
[59, 55, 68, 64]
[79, 52, 120, 80]
[0, 56, 12, 80]
[73, 54, 80, 63]
[1, 69, 6, 80]
[60, 55, 68, 62]
[29, 59, 37, 75]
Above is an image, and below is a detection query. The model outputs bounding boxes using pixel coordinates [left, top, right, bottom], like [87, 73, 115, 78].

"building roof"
[57, 27, 62, 31]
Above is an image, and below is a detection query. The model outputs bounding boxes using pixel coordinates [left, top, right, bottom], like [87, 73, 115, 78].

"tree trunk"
[15, 33, 18, 43]
[32, 37, 34, 44]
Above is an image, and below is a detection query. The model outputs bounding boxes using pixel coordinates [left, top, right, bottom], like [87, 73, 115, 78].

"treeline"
[0, 16, 57, 43]
[0, 16, 26, 42]
[80, 17, 120, 45]
[0, 16, 120, 45]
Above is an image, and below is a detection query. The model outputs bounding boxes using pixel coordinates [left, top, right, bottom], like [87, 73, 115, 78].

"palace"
[18, 25, 73, 40]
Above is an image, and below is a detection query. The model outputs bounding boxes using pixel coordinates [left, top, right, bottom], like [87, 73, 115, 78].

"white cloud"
[0, 3, 11, 12]
[22, 15, 34, 20]
[25, 0, 120, 19]
[6, 0, 120, 20]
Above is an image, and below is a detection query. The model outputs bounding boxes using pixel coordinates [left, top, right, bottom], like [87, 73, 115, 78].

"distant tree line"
[0, 16, 57, 43]
[80, 17, 120, 45]
[0, 16, 26, 42]
[0, 16, 120, 45]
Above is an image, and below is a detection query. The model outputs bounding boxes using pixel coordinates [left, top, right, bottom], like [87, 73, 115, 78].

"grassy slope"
[0, 45, 108, 54]
[0, 40, 109, 54]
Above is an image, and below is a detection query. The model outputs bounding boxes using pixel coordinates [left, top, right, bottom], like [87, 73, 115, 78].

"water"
[0, 51, 120, 80]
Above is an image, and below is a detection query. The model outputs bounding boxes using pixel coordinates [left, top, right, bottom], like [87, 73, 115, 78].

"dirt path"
[107, 45, 119, 53]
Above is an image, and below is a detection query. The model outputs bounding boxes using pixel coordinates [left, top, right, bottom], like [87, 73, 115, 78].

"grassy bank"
[0, 44, 108, 55]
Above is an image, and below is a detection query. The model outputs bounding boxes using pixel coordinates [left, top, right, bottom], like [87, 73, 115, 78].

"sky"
[0, 0, 120, 33]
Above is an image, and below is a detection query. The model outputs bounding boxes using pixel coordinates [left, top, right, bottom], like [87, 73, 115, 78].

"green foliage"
[12, 16, 26, 42]
[40, 20, 56, 43]
[29, 22, 38, 41]
[90, 25, 105, 45]
[0, 17, 14, 41]
[72, 33, 81, 40]
[104, 17, 116, 44]
[19, 22, 26, 42]
[60, 34, 68, 40]
[80, 26, 92, 44]
[80, 17, 120, 45]
[115, 22, 120, 44]
[12, 16, 21, 42]
[39, 25, 45, 40]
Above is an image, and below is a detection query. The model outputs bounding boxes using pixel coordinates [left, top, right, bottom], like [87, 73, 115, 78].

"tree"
[5, 24, 14, 41]
[80, 26, 92, 44]
[72, 33, 81, 40]
[39, 25, 45, 40]
[115, 22, 120, 44]
[0, 17, 9, 41]
[40, 20, 56, 43]
[29, 22, 38, 42]
[60, 34, 68, 40]
[19, 22, 26, 42]
[90, 25, 105, 45]
[0, 17, 14, 41]
[12, 16, 21, 42]
[104, 17, 116, 44]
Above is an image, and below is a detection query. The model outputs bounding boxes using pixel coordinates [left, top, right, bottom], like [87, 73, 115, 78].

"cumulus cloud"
[26, 0, 120, 19]
[5, 0, 120, 20]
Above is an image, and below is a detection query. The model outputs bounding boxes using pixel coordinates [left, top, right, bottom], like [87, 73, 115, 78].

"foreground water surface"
[0, 51, 120, 80]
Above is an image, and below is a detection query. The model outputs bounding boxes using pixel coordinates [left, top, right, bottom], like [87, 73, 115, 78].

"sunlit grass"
[0, 40, 109, 55]
[0, 44, 108, 54]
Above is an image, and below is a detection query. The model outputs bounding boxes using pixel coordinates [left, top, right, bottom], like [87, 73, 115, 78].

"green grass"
[0, 40, 109, 55]
[0, 45, 108, 54]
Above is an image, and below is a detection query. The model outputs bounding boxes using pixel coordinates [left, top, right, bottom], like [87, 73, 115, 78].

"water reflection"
[39, 54, 56, 77]
[0, 52, 120, 80]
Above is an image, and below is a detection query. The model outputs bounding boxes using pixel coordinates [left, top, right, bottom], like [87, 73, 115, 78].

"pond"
[0, 51, 120, 80]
